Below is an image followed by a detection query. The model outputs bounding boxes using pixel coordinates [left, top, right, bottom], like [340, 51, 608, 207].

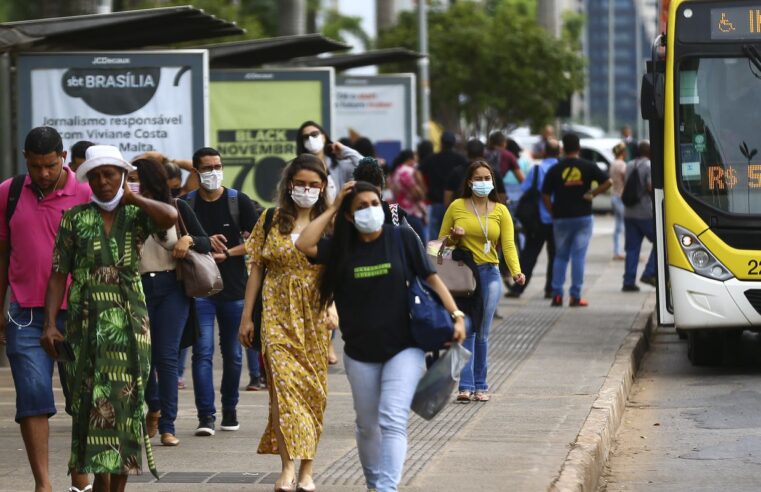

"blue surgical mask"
[353, 205, 385, 234]
[471, 181, 494, 197]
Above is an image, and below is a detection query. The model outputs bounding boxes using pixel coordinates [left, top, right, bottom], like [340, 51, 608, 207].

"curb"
[549, 296, 656, 492]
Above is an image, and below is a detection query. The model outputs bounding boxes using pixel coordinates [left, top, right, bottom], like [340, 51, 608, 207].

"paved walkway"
[0, 215, 655, 491]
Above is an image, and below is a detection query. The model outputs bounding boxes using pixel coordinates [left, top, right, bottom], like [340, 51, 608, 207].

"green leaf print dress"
[52, 203, 159, 478]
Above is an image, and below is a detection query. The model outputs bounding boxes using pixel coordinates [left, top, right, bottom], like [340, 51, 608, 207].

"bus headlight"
[674, 225, 733, 281]
[691, 249, 710, 268]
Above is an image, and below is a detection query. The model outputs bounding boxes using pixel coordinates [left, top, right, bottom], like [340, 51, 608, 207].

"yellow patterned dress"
[245, 209, 329, 460]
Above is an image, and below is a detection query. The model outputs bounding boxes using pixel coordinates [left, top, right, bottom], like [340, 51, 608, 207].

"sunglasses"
[301, 131, 321, 140]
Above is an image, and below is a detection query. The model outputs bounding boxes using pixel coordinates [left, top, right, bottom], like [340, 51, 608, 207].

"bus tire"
[687, 330, 722, 366]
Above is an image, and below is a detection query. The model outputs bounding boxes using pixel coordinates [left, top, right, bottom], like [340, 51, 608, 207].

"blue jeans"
[6, 304, 68, 422]
[192, 297, 244, 419]
[623, 218, 657, 286]
[552, 216, 594, 299]
[459, 264, 502, 392]
[143, 272, 190, 434]
[612, 195, 625, 257]
[343, 348, 426, 492]
[246, 347, 261, 379]
[428, 203, 447, 240]
[178, 348, 188, 378]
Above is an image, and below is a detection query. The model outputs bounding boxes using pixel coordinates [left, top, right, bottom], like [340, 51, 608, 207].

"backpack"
[5, 175, 27, 249]
[187, 188, 241, 233]
[621, 160, 644, 207]
[485, 149, 503, 178]
[515, 165, 542, 233]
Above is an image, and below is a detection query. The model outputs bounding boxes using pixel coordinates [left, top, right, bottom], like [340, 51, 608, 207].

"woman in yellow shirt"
[440, 161, 525, 402]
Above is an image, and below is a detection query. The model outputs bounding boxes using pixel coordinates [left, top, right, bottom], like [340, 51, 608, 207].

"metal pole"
[418, 0, 430, 140]
[608, 0, 615, 135]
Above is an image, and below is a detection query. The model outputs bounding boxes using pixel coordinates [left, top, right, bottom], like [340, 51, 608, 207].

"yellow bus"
[642, 0, 761, 364]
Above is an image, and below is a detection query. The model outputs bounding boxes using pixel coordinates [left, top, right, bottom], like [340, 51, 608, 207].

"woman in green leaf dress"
[41, 145, 177, 492]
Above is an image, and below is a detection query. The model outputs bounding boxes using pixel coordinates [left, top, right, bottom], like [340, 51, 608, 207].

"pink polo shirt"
[0, 167, 91, 308]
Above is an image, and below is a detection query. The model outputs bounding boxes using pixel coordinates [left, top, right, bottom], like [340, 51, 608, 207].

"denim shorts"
[5, 303, 66, 423]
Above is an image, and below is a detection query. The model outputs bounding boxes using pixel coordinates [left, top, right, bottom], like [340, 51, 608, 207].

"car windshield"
[678, 56, 761, 215]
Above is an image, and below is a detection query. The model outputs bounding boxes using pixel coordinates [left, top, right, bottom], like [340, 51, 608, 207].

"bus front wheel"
[687, 330, 723, 366]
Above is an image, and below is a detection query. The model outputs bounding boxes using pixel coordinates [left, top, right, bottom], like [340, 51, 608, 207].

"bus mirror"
[641, 73, 664, 121]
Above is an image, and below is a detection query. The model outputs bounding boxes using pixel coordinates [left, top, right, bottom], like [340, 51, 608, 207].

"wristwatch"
[223, 249, 230, 258]
[450, 310, 465, 321]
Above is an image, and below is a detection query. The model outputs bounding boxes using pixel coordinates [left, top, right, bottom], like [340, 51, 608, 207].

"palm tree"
[278, 0, 306, 36]
[376, 0, 395, 33]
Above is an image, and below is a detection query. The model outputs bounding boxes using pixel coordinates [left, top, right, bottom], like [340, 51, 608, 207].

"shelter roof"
[282, 48, 423, 70]
[202, 34, 350, 68]
[0, 6, 243, 51]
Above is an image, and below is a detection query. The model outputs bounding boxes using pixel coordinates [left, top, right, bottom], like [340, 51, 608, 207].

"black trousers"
[511, 222, 555, 294]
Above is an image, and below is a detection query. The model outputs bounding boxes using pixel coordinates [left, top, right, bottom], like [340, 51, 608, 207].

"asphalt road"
[601, 328, 761, 491]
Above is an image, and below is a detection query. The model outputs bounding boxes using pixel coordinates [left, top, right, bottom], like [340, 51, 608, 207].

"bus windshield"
[678, 57, 761, 215]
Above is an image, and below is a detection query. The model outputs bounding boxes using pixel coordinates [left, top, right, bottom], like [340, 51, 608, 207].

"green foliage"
[378, 0, 585, 131]
[118, 0, 275, 42]
[321, 9, 372, 49]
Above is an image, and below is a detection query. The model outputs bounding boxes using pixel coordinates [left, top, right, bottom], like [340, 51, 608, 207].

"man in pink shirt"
[0, 127, 91, 492]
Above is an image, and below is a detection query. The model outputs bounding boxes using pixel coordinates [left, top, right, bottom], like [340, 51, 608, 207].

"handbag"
[426, 240, 477, 297]
[395, 227, 454, 352]
[411, 342, 472, 420]
[174, 200, 224, 298]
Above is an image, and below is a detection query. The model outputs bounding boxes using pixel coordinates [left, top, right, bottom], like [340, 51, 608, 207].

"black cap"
[441, 131, 456, 146]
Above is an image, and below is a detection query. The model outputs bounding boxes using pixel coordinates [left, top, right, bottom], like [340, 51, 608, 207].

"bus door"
[642, 40, 675, 326]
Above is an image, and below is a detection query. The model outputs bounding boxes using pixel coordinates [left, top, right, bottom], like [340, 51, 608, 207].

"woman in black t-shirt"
[296, 181, 465, 492]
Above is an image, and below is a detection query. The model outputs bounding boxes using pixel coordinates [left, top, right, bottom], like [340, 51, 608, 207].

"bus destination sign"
[712, 7, 761, 39]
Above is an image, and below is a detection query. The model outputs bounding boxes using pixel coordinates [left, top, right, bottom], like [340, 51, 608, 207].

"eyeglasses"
[301, 131, 321, 140]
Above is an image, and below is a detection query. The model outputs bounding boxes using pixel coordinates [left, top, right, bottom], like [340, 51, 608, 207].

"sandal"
[473, 391, 491, 402]
[456, 391, 473, 403]
[68, 486, 93, 492]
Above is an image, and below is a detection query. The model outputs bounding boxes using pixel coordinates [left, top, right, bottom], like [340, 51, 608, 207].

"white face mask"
[127, 182, 140, 195]
[353, 205, 385, 234]
[199, 170, 223, 191]
[91, 173, 125, 212]
[304, 135, 325, 154]
[291, 186, 321, 209]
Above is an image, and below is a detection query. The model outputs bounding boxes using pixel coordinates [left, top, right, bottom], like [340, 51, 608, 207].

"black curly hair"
[352, 157, 385, 189]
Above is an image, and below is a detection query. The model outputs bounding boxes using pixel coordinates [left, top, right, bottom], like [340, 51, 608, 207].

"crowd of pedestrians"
[0, 123, 655, 492]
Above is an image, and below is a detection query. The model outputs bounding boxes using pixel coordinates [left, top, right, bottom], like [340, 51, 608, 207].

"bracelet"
[224, 249, 230, 258]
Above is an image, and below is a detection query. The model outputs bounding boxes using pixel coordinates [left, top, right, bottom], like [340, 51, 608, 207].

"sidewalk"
[0, 215, 655, 491]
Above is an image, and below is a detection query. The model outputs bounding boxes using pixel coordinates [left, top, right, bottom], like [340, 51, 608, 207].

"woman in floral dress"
[239, 154, 331, 492]
[41, 145, 177, 492]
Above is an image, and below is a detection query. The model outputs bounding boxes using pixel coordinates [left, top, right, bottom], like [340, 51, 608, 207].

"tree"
[278, 0, 306, 36]
[115, 0, 274, 41]
[0, 0, 101, 20]
[321, 9, 372, 50]
[378, 0, 585, 132]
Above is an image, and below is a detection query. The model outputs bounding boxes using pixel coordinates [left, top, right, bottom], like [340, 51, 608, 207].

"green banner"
[210, 69, 333, 206]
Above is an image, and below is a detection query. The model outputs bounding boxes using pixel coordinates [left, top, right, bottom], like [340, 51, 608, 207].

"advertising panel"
[16, 51, 208, 170]
[335, 74, 416, 165]
[210, 68, 333, 206]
